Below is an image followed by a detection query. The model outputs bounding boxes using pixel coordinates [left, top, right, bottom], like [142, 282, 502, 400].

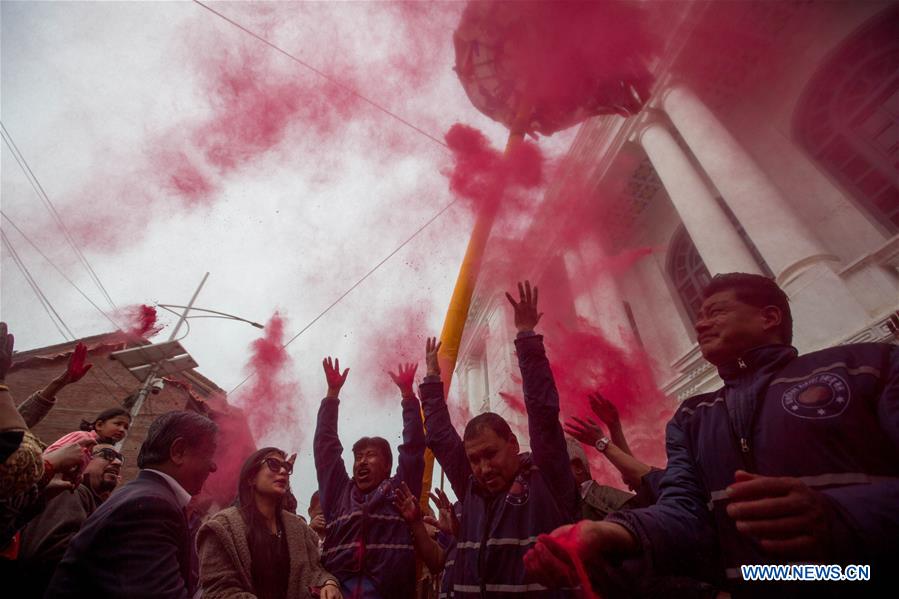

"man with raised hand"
[313, 355, 425, 599]
[18, 443, 124, 597]
[525, 273, 899, 597]
[421, 280, 578, 597]
[46, 411, 218, 598]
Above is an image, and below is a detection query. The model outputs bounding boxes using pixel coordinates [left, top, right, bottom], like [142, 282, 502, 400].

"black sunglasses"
[262, 457, 293, 475]
[92, 447, 124, 464]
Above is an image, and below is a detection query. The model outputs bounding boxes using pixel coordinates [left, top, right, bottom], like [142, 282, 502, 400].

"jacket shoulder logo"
[781, 373, 850, 419]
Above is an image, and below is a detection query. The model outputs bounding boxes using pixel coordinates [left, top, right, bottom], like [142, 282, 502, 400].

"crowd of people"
[1, 272, 897, 598]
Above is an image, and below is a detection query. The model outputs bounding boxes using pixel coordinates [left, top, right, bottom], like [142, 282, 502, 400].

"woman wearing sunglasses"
[197, 447, 342, 599]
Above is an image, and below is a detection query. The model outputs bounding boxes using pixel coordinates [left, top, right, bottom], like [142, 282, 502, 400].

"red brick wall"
[6, 350, 194, 482]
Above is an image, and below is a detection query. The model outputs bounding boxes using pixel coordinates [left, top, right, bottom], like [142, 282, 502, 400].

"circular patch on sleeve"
[781, 373, 850, 419]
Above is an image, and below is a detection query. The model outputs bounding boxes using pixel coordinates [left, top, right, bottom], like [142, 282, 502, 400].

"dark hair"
[463, 412, 515, 442]
[79, 407, 131, 432]
[136, 411, 218, 469]
[351, 437, 392, 472]
[702, 273, 793, 344]
[236, 447, 289, 586]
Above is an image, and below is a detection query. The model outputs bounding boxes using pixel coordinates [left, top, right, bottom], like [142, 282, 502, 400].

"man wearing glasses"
[17, 444, 123, 597]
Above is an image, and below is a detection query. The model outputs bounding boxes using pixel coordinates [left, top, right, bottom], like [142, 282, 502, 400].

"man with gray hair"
[46, 411, 218, 599]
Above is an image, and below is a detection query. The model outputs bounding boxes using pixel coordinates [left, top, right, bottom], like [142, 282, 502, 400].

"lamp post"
[110, 272, 262, 448]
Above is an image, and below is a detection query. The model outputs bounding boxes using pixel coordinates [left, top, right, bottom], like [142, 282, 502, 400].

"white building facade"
[453, 1, 899, 440]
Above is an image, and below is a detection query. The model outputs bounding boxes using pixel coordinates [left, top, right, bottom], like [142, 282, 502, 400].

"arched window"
[668, 227, 712, 323]
[795, 5, 899, 234]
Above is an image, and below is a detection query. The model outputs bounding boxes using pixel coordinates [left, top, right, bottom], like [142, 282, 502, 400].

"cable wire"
[1, 231, 72, 340]
[1, 211, 121, 330]
[1, 227, 132, 397]
[227, 198, 458, 395]
[191, 0, 449, 151]
[1, 121, 119, 312]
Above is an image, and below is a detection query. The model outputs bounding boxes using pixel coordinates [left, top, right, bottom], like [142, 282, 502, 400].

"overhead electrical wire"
[0, 121, 119, 312]
[1, 211, 121, 331]
[1, 231, 72, 340]
[4, 1, 465, 399]
[226, 198, 458, 395]
[190, 0, 450, 151]
[0, 230, 128, 398]
[186, 0, 464, 395]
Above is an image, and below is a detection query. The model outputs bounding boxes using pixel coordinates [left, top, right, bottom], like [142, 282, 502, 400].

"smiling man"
[525, 272, 899, 598]
[17, 443, 123, 598]
[313, 355, 425, 599]
[46, 410, 218, 599]
[421, 281, 578, 597]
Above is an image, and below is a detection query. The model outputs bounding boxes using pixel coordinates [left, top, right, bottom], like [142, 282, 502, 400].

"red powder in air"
[357, 303, 433, 406]
[154, 150, 216, 206]
[439, 119, 672, 486]
[444, 123, 544, 215]
[498, 391, 526, 415]
[201, 394, 258, 506]
[234, 312, 304, 446]
[116, 304, 163, 339]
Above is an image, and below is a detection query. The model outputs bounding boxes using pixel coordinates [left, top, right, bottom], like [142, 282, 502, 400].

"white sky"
[1, 1, 576, 511]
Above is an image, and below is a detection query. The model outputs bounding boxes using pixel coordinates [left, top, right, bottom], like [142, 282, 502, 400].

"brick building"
[5, 332, 255, 508]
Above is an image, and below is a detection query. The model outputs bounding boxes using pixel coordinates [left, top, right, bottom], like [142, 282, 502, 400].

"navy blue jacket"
[313, 395, 425, 599]
[45, 470, 192, 598]
[608, 342, 899, 593]
[422, 333, 578, 598]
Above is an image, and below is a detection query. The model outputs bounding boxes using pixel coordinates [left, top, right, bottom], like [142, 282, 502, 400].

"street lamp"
[109, 272, 262, 448]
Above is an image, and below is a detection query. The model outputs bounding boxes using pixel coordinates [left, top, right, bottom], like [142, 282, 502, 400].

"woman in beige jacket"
[197, 447, 341, 599]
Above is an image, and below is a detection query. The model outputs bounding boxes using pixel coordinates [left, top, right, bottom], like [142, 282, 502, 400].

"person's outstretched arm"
[419, 337, 471, 500]
[30, 342, 94, 430]
[588, 393, 633, 457]
[0, 322, 27, 433]
[314, 357, 351, 520]
[506, 281, 578, 520]
[393, 481, 446, 574]
[389, 362, 425, 497]
[564, 416, 653, 491]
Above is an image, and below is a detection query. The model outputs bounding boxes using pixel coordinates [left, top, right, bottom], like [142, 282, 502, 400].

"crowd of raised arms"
[1, 273, 897, 599]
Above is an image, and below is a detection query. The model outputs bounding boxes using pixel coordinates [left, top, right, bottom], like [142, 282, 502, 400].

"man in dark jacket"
[17, 443, 122, 597]
[46, 411, 218, 598]
[525, 273, 898, 597]
[422, 280, 579, 597]
[314, 355, 425, 599]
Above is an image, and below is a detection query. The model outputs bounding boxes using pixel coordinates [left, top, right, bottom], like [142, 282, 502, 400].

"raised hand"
[424, 487, 459, 537]
[0, 321, 14, 381]
[323, 357, 349, 399]
[505, 280, 543, 332]
[726, 470, 838, 560]
[588, 393, 619, 427]
[425, 337, 441, 377]
[388, 362, 418, 398]
[563, 416, 606, 447]
[392, 481, 421, 523]
[44, 436, 97, 475]
[57, 342, 93, 386]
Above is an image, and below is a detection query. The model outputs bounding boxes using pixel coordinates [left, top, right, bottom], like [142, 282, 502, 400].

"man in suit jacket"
[46, 411, 218, 598]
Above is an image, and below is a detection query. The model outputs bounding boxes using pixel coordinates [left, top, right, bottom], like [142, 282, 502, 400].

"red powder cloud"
[234, 312, 304, 447]
[114, 304, 163, 340]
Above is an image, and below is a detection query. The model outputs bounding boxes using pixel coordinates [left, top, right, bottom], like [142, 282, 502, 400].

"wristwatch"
[594, 436, 611, 453]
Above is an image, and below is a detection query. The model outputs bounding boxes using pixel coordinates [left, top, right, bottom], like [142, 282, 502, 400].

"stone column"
[662, 84, 870, 349]
[639, 118, 763, 276]
[662, 84, 833, 283]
